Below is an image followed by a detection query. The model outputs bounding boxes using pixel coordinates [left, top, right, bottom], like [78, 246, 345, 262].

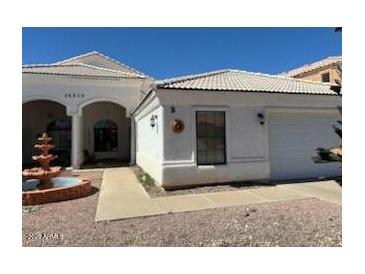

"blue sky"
[22, 27, 341, 79]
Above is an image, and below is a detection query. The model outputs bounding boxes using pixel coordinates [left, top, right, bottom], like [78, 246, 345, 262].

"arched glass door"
[94, 119, 118, 152]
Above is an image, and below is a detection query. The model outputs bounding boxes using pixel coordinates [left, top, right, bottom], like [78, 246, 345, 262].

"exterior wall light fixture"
[257, 113, 265, 125]
[150, 114, 158, 128]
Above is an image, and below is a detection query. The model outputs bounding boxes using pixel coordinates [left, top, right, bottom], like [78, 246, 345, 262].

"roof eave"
[22, 71, 144, 80]
[157, 86, 339, 96]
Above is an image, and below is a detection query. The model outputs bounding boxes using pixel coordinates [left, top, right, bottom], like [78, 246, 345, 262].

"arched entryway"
[82, 101, 131, 165]
[22, 100, 71, 167]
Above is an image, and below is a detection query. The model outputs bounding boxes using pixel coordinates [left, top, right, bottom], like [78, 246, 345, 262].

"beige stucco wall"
[293, 64, 341, 84]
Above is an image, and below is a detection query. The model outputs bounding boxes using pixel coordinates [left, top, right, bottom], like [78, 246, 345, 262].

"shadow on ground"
[81, 160, 130, 169]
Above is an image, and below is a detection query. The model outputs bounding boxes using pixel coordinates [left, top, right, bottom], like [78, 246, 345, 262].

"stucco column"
[130, 118, 136, 165]
[71, 114, 83, 169]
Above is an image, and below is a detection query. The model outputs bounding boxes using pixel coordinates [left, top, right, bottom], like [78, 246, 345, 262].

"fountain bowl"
[22, 177, 92, 205]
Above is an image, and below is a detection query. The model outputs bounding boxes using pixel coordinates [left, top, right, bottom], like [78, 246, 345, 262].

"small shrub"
[139, 173, 154, 187]
[133, 166, 155, 189]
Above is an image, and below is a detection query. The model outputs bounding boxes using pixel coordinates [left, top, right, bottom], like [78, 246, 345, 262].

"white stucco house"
[23, 51, 341, 189]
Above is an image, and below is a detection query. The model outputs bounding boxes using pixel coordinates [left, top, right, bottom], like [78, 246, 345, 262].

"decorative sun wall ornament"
[171, 119, 184, 133]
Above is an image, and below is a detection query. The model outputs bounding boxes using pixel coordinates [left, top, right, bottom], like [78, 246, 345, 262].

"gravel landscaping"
[132, 166, 272, 197]
[23, 169, 341, 247]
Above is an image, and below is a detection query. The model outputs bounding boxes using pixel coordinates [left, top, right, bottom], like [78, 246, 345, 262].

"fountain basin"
[22, 177, 92, 205]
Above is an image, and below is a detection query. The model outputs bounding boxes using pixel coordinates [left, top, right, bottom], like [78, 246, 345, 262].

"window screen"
[196, 111, 226, 165]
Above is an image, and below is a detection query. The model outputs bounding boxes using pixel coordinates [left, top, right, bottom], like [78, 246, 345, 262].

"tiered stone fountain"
[22, 133, 92, 205]
[22, 133, 62, 190]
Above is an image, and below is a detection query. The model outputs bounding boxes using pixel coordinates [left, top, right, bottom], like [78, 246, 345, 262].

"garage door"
[269, 113, 341, 181]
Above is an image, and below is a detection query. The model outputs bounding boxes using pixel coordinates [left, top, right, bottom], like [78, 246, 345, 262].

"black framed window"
[321, 72, 330, 83]
[46, 117, 72, 166]
[94, 119, 118, 152]
[196, 111, 226, 165]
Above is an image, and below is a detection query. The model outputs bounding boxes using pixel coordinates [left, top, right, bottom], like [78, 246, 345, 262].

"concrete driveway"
[95, 168, 341, 221]
[276, 180, 341, 205]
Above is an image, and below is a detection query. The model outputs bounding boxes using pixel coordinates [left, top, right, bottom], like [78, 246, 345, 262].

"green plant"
[134, 167, 155, 189]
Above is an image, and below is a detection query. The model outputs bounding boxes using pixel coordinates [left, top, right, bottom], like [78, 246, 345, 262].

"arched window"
[94, 119, 118, 152]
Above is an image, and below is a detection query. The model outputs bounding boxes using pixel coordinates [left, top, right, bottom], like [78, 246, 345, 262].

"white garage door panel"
[269, 114, 341, 181]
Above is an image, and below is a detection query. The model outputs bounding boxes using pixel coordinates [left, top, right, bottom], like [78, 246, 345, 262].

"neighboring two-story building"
[280, 56, 342, 84]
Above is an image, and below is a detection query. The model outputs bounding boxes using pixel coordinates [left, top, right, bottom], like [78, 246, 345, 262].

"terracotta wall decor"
[171, 119, 184, 133]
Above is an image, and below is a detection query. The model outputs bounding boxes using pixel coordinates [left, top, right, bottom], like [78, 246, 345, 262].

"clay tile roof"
[56, 51, 148, 78]
[155, 69, 337, 95]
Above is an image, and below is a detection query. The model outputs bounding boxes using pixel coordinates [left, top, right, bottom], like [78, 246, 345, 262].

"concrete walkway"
[95, 167, 342, 221]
